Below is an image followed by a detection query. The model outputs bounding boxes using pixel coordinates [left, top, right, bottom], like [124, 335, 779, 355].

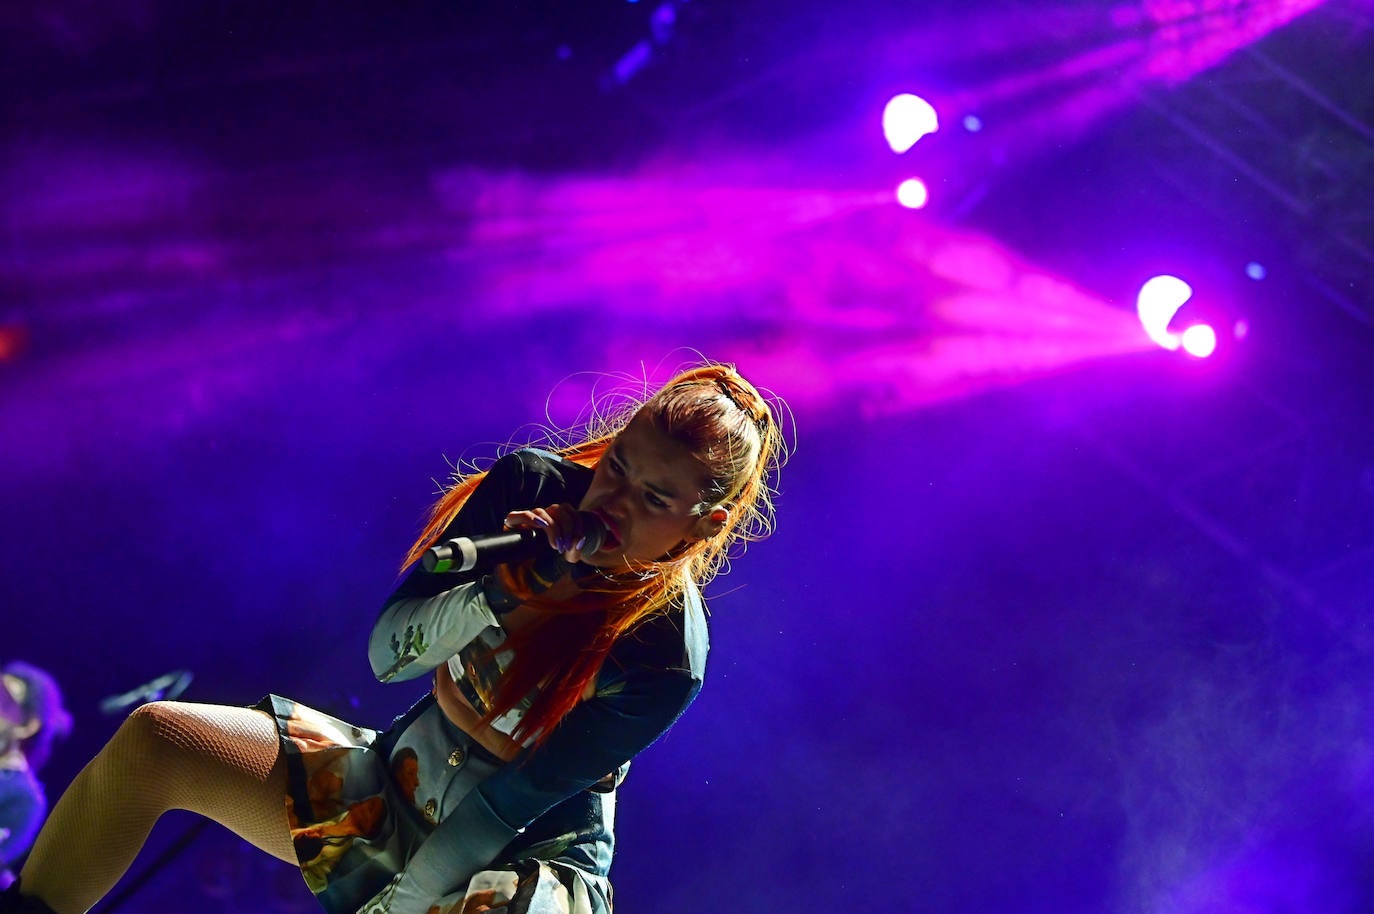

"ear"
[689, 505, 731, 541]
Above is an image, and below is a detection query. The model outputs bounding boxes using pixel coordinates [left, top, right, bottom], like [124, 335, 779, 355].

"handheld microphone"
[422, 512, 609, 574]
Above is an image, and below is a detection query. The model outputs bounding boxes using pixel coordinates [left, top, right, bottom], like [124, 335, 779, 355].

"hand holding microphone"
[422, 506, 609, 574]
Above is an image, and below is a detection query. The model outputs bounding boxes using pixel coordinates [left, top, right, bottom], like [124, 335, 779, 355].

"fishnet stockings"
[19, 701, 297, 914]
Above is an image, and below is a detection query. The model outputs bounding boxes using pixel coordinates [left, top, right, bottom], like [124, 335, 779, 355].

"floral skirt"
[256, 694, 614, 914]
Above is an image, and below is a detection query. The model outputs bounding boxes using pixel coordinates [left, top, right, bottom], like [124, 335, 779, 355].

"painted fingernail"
[556, 537, 568, 551]
[534, 517, 551, 528]
[573, 536, 587, 552]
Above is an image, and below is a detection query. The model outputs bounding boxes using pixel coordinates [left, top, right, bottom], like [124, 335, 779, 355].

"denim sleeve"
[367, 585, 500, 683]
[367, 451, 543, 683]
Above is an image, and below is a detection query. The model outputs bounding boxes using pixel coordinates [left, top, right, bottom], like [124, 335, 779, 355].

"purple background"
[5, 2, 1374, 912]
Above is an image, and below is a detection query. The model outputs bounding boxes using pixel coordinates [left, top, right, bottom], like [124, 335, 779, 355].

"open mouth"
[592, 511, 622, 551]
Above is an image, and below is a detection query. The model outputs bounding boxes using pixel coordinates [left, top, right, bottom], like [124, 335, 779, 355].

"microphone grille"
[578, 511, 609, 555]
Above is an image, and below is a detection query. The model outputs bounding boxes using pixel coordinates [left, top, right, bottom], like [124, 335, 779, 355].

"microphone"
[100, 670, 194, 715]
[422, 512, 609, 574]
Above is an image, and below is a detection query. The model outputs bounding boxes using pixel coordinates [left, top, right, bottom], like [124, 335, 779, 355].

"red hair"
[400, 364, 785, 749]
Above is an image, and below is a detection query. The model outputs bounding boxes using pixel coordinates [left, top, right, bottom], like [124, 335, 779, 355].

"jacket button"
[448, 747, 466, 767]
[423, 798, 438, 822]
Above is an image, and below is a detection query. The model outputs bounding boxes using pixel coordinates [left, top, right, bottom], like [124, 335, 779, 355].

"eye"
[645, 492, 669, 509]
[608, 458, 626, 477]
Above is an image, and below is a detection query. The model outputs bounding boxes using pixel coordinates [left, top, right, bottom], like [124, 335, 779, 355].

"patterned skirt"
[256, 694, 615, 914]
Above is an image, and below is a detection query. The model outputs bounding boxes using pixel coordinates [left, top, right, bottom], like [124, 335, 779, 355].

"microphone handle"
[423, 527, 543, 574]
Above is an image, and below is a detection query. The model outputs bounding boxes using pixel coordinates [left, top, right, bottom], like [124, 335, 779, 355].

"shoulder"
[487, 448, 594, 506]
[610, 574, 710, 683]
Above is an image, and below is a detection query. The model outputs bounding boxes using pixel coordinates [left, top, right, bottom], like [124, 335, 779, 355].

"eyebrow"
[612, 442, 681, 500]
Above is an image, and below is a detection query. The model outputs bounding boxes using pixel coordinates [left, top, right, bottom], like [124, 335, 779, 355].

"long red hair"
[400, 364, 786, 749]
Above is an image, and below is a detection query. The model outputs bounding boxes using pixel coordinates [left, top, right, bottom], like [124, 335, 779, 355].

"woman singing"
[3, 362, 785, 914]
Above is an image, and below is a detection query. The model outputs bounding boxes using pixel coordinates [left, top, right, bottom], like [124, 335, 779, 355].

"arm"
[367, 582, 501, 683]
[367, 451, 550, 683]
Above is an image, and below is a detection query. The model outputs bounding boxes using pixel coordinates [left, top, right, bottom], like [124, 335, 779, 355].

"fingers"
[504, 504, 586, 559]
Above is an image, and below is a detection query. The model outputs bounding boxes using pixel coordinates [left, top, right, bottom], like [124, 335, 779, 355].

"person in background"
[0, 663, 72, 891]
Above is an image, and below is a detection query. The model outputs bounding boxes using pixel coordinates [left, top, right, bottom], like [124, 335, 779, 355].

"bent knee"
[112, 702, 234, 792]
[116, 701, 204, 764]
[116, 701, 281, 781]
[74, 701, 205, 806]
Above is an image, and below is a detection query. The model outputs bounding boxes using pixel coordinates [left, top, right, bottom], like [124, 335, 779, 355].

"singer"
[4, 363, 785, 914]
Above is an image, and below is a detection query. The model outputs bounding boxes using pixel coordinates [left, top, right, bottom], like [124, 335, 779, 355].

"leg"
[18, 701, 296, 914]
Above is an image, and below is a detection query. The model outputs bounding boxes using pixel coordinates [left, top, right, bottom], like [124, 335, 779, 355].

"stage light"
[883, 93, 940, 153]
[1137, 274, 1192, 351]
[896, 178, 930, 209]
[610, 41, 652, 84]
[1136, 274, 1225, 359]
[962, 114, 984, 133]
[650, 3, 676, 43]
[1245, 261, 1266, 280]
[1180, 323, 1217, 358]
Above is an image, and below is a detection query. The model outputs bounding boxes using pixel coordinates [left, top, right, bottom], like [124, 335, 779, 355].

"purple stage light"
[650, 4, 677, 43]
[1137, 274, 1232, 358]
[612, 41, 653, 84]
[1180, 323, 1218, 358]
[1137, 274, 1193, 352]
[896, 178, 930, 209]
[882, 93, 940, 153]
[1245, 261, 1266, 280]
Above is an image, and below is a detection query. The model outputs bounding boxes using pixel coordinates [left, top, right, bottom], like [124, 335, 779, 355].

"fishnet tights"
[19, 701, 297, 914]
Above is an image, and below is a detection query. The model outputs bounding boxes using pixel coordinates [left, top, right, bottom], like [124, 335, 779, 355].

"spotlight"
[650, 3, 676, 43]
[883, 93, 940, 153]
[1137, 274, 1192, 350]
[1245, 261, 1266, 281]
[1136, 274, 1217, 359]
[896, 178, 930, 209]
[962, 114, 984, 133]
[610, 41, 652, 84]
[1180, 324, 1217, 358]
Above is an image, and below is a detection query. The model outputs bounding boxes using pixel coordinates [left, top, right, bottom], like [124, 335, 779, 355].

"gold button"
[448, 747, 466, 767]
[423, 798, 437, 822]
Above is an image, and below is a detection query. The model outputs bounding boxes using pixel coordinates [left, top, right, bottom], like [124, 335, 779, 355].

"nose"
[600, 483, 631, 518]
[601, 490, 627, 517]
